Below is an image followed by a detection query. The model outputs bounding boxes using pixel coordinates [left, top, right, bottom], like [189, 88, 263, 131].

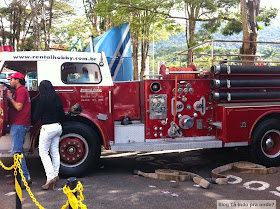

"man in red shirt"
[7, 72, 32, 187]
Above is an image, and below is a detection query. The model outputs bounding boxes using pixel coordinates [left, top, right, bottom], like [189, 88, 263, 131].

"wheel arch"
[249, 112, 280, 144]
[249, 117, 280, 166]
[32, 114, 109, 152]
[64, 115, 106, 148]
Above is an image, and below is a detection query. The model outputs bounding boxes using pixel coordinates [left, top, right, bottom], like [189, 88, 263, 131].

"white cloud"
[261, 0, 280, 9]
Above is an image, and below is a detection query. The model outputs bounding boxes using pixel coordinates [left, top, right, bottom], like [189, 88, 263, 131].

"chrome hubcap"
[265, 138, 274, 149]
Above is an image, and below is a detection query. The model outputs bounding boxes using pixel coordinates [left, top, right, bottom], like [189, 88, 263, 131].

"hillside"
[155, 18, 280, 54]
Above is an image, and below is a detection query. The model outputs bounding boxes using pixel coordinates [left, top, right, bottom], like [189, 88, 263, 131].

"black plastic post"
[67, 177, 77, 209]
[15, 152, 22, 209]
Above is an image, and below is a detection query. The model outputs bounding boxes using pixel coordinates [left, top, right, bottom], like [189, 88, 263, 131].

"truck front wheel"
[59, 121, 101, 176]
[250, 119, 280, 166]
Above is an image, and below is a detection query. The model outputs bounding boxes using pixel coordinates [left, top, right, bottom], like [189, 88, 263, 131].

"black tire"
[250, 119, 280, 166]
[59, 121, 101, 176]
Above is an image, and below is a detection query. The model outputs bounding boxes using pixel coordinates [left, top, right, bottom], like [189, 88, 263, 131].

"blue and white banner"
[86, 23, 133, 81]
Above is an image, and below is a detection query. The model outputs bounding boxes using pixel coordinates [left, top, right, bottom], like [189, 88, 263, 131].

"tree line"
[0, 0, 278, 79]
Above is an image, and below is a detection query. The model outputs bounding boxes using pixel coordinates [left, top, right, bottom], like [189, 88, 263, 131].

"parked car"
[0, 71, 14, 84]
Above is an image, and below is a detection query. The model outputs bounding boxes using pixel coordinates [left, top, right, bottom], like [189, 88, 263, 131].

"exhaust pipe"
[210, 91, 280, 101]
[211, 79, 280, 89]
[211, 65, 280, 75]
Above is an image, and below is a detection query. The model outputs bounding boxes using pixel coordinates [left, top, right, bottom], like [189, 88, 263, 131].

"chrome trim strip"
[218, 102, 280, 108]
[109, 91, 112, 114]
[55, 89, 74, 92]
[110, 140, 223, 152]
[224, 142, 248, 147]
[168, 71, 201, 74]
[224, 104, 280, 109]
[146, 135, 216, 143]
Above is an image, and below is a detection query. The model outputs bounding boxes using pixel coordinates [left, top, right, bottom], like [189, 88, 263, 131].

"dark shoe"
[42, 178, 56, 190]
[21, 179, 32, 189]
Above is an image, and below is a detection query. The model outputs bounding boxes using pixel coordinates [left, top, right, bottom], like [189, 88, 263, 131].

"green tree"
[0, 0, 32, 50]
[83, 0, 112, 37]
[174, 0, 221, 65]
[0, 0, 75, 50]
[94, 0, 178, 79]
[29, 0, 75, 50]
[52, 17, 91, 48]
[169, 0, 278, 66]
[220, 0, 278, 64]
[0, 7, 10, 46]
[29, 0, 41, 50]
[262, 48, 280, 61]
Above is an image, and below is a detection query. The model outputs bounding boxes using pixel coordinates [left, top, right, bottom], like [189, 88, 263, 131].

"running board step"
[0, 151, 29, 157]
[0, 151, 13, 157]
[110, 139, 223, 152]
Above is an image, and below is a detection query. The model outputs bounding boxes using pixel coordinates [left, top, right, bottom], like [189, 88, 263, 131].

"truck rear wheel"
[59, 121, 101, 176]
[250, 119, 280, 166]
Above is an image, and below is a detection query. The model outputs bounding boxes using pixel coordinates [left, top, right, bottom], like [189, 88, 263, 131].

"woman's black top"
[33, 94, 65, 125]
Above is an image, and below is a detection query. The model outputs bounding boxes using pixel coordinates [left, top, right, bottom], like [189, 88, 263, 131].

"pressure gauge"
[152, 98, 158, 103]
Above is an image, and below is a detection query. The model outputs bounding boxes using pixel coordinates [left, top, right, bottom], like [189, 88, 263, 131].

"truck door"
[37, 58, 114, 175]
[57, 62, 114, 142]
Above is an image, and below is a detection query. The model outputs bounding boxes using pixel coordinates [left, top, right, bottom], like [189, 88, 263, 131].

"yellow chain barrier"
[0, 153, 45, 209]
[0, 155, 16, 171]
[1, 154, 88, 209]
[15, 155, 45, 209]
[61, 181, 87, 209]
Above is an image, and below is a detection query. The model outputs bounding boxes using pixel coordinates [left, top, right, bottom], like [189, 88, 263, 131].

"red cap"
[7, 72, 24, 80]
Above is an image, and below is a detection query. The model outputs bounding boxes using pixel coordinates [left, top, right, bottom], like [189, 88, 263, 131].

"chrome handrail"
[177, 40, 280, 67]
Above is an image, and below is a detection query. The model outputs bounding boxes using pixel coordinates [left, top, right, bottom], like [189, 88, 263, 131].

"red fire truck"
[0, 47, 279, 176]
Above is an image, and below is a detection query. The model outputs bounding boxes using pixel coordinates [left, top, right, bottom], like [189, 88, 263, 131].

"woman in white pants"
[33, 80, 65, 190]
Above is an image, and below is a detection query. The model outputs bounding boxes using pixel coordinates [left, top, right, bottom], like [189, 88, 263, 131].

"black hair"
[14, 78, 25, 85]
[39, 80, 61, 106]
[19, 79, 25, 85]
[39, 80, 55, 95]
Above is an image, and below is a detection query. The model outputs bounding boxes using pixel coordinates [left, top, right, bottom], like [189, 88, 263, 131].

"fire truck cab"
[0, 49, 279, 176]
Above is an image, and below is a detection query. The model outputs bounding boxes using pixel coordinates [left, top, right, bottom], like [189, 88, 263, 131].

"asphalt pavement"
[0, 147, 279, 209]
